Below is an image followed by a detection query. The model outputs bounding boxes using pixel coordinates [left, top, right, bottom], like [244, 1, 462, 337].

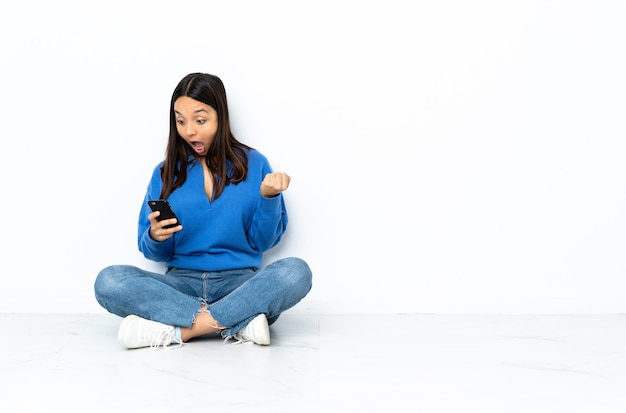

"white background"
[1, 1, 624, 314]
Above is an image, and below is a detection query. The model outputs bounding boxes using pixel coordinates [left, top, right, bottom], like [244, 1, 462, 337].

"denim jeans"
[94, 257, 312, 336]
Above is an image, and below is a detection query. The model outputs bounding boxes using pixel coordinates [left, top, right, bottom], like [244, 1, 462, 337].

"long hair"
[159, 73, 251, 200]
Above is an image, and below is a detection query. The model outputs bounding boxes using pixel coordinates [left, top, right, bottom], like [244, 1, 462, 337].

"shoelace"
[220, 329, 249, 345]
[144, 329, 182, 350]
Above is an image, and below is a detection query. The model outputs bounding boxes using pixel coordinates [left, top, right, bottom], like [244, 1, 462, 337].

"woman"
[94, 72, 312, 349]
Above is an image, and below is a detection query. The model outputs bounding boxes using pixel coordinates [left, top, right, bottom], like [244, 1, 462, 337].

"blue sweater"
[137, 149, 287, 271]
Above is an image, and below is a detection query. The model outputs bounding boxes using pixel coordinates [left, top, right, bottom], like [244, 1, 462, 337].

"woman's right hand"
[148, 211, 182, 242]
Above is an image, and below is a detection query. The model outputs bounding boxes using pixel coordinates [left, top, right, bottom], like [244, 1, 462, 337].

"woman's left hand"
[260, 172, 291, 198]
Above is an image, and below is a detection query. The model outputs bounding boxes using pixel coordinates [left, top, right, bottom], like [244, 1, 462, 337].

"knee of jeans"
[285, 257, 313, 292]
[94, 265, 123, 297]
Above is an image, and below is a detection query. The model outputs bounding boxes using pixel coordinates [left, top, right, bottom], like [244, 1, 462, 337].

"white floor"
[2, 313, 626, 412]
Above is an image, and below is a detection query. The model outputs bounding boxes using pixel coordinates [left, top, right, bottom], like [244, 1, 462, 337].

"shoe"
[232, 313, 270, 345]
[117, 315, 181, 349]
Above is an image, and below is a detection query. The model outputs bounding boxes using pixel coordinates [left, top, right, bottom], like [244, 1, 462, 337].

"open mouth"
[190, 141, 206, 154]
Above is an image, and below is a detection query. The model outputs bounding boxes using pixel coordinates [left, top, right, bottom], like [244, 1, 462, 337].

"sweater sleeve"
[137, 164, 175, 262]
[138, 214, 175, 262]
[246, 189, 289, 252]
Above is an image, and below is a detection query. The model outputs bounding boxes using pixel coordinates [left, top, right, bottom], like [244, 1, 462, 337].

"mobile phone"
[147, 200, 180, 229]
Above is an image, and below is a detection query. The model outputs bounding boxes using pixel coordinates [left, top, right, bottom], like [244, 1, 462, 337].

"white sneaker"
[232, 313, 270, 345]
[117, 315, 181, 349]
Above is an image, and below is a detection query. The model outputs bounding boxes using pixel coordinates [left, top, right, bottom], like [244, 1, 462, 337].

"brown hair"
[159, 73, 251, 200]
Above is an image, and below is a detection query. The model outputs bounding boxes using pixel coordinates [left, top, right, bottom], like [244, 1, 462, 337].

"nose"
[185, 123, 196, 137]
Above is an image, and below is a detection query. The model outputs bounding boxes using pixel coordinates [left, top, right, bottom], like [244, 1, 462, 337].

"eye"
[176, 119, 184, 125]
[196, 119, 206, 125]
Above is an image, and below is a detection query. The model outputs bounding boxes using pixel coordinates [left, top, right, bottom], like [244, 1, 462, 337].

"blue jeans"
[94, 257, 312, 336]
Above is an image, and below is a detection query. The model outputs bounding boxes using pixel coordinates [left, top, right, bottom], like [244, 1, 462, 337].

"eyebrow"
[174, 108, 209, 116]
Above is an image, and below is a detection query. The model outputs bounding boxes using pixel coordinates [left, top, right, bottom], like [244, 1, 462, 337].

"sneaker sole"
[117, 314, 140, 348]
[250, 313, 270, 345]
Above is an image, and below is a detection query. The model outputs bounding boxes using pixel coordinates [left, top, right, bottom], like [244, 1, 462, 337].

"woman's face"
[174, 96, 219, 157]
